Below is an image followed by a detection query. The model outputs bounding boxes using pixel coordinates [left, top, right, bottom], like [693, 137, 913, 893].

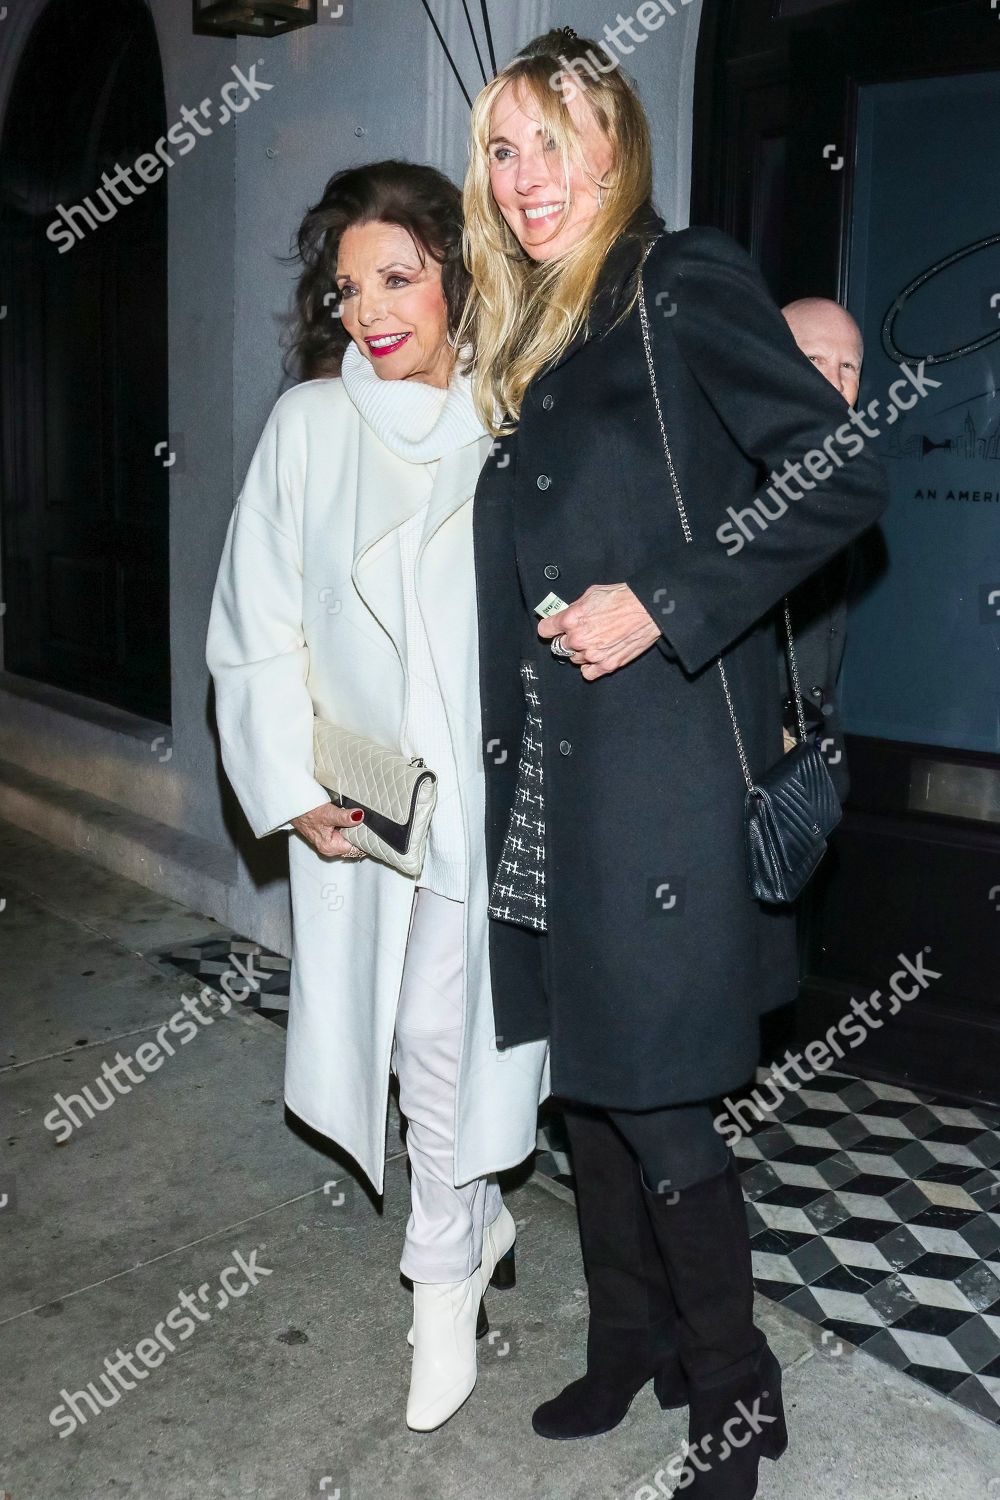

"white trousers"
[392, 886, 504, 1283]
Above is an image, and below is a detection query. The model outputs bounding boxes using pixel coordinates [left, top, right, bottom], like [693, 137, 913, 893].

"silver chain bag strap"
[636, 240, 842, 903]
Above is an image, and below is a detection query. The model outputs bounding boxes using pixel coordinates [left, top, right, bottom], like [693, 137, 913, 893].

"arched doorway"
[0, 0, 170, 721]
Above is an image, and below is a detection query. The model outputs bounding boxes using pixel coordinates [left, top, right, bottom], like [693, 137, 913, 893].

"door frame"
[691, 0, 1000, 1105]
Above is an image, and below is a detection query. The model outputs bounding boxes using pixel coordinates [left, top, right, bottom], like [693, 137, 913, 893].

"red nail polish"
[350, 809, 364, 823]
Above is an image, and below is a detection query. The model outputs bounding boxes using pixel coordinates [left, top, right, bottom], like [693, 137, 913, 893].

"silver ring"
[550, 634, 574, 659]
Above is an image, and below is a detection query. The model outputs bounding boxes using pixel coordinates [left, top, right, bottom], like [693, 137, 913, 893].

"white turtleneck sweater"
[339, 339, 487, 900]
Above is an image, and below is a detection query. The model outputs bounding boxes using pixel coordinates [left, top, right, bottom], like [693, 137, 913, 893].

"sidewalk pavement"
[2, 818, 999, 1500]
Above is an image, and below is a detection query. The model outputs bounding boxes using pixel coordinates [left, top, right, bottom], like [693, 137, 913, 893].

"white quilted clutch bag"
[311, 720, 438, 878]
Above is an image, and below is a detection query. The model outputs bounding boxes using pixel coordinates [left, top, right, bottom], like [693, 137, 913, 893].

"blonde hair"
[457, 30, 654, 434]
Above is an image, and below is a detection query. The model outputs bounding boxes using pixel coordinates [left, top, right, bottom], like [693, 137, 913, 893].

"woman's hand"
[537, 584, 662, 680]
[291, 802, 366, 858]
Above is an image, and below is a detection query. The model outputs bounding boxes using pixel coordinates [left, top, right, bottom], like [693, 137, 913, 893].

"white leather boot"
[407, 1204, 516, 1346]
[483, 1203, 517, 1284]
[406, 1266, 483, 1431]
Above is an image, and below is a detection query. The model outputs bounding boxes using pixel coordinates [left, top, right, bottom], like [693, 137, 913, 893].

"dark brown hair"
[286, 159, 471, 380]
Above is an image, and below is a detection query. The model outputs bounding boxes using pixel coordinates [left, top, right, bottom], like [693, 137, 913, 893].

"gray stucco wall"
[0, 0, 702, 949]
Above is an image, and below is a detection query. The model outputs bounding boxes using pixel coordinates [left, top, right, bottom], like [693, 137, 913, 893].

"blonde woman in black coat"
[456, 28, 888, 1498]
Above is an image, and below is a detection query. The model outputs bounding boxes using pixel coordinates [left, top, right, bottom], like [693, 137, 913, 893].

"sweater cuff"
[627, 568, 682, 662]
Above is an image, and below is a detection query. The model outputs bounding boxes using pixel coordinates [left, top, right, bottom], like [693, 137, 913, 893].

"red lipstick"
[365, 332, 412, 359]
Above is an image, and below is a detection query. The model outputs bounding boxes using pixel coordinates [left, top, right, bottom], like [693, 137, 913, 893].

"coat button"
[536, 474, 551, 491]
[559, 740, 572, 756]
[544, 564, 560, 579]
[542, 394, 555, 410]
[810, 685, 823, 698]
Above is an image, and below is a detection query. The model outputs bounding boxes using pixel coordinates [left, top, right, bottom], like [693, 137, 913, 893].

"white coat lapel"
[421, 436, 493, 544]
[350, 424, 431, 656]
[416, 436, 493, 747]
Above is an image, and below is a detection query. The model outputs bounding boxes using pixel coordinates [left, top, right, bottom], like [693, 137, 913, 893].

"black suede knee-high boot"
[642, 1154, 788, 1497]
[532, 1106, 687, 1440]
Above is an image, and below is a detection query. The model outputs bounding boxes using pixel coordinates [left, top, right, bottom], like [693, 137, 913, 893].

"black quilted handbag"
[638, 249, 842, 905]
[739, 656, 843, 902]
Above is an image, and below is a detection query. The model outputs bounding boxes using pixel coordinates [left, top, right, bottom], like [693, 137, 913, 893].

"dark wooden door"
[693, 0, 1000, 1105]
[0, 0, 170, 722]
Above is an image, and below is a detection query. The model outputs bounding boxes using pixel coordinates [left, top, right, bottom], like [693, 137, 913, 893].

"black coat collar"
[536, 202, 667, 383]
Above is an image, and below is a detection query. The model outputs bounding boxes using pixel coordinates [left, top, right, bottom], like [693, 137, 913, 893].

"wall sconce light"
[192, 1, 317, 38]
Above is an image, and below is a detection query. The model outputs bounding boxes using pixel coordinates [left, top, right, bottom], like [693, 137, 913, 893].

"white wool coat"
[206, 358, 550, 1192]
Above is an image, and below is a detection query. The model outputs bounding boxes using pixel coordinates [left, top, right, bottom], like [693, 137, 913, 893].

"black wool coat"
[472, 208, 888, 1110]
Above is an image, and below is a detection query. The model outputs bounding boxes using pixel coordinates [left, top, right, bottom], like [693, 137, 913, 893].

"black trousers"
[607, 1100, 730, 1193]
[540, 944, 730, 1192]
[553, 1098, 730, 1194]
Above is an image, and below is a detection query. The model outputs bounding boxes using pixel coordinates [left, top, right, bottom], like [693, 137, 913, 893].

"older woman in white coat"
[205, 160, 549, 1431]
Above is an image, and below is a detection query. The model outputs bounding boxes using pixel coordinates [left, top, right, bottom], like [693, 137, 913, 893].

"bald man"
[779, 298, 865, 798]
[783, 297, 863, 406]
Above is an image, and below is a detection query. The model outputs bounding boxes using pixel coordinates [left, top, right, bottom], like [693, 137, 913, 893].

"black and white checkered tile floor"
[537, 1073, 1000, 1429]
[156, 936, 1000, 1430]
[153, 934, 291, 1028]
